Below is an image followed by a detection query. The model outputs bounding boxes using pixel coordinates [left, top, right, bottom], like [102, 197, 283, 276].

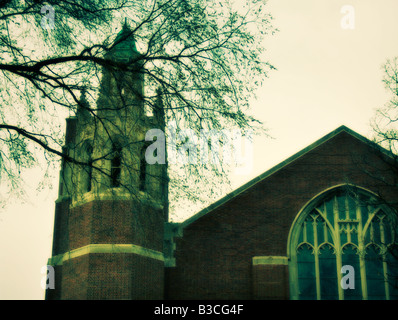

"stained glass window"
[290, 186, 398, 300]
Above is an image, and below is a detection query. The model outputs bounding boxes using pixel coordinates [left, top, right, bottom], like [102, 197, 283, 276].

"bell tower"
[46, 22, 168, 300]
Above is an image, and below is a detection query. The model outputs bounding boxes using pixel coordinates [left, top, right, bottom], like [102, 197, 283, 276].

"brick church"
[46, 24, 398, 300]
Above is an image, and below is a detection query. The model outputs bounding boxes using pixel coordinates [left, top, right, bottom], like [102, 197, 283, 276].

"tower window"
[139, 143, 149, 191]
[111, 142, 122, 187]
[86, 144, 93, 192]
[80, 141, 93, 193]
[59, 146, 67, 196]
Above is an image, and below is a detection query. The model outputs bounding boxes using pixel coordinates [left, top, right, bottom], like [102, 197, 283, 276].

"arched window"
[139, 142, 150, 191]
[85, 144, 93, 192]
[289, 186, 398, 300]
[80, 141, 93, 193]
[110, 142, 122, 187]
[59, 146, 68, 196]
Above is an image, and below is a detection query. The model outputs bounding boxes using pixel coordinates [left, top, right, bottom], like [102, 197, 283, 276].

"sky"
[1, 0, 398, 300]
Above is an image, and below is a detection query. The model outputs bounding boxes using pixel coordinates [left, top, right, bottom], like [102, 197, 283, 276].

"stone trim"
[67, 189, 165, 210]
[48, 244, 164, 266]
[252, 256, 288, 266]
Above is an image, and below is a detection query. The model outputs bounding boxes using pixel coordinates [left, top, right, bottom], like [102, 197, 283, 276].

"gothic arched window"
[289, 186, 398, 300]
[110, 142, 122, 187]
[85, 144, 93, 192]
[80, 141, 93, 193]
[139, 142, 150, 191]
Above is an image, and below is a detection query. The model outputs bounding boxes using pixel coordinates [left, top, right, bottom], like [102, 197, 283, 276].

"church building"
[46, 24, 398, 300]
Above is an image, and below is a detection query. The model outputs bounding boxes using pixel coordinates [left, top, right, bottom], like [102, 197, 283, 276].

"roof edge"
[180, 125, 393, 228]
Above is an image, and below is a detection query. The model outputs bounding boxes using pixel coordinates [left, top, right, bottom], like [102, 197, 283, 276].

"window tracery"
[290, 186, 398, 300]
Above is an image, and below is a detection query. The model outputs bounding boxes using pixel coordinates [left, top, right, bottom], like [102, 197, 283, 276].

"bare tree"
[364, 56, 398, 294]
[0, 0, 276, 216]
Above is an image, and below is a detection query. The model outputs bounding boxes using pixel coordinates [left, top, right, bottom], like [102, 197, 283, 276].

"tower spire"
[46, 17, 168, 300]
[106, 20, 138, 62]
[76, 86, 91, 122]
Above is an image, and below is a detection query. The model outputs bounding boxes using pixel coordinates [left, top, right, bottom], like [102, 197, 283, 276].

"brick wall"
[61, 255, 89, 299]
[67, 199, 164, 252]
[59, 253, 164, 300]
[48, 198, 165, 299]
[252, 265, 289, 299]
[166, 131, 398, 299]
[48, 130, 398, 300]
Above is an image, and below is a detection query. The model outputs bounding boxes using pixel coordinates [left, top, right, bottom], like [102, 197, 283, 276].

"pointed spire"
[106, 19, 139, 62]
[116, 18, 133, 43]
[76, 87, 91, 121]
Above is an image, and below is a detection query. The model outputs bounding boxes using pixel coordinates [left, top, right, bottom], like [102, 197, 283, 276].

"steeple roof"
[180, 125, 394, 228]
[76, 87, 91, 120]
[106, 20, 139, 61]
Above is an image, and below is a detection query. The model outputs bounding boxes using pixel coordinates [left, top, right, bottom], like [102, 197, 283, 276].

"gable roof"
[180, 125, 393, 228]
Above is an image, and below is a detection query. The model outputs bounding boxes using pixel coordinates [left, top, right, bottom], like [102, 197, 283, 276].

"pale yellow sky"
[2, 0, 398, 300]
